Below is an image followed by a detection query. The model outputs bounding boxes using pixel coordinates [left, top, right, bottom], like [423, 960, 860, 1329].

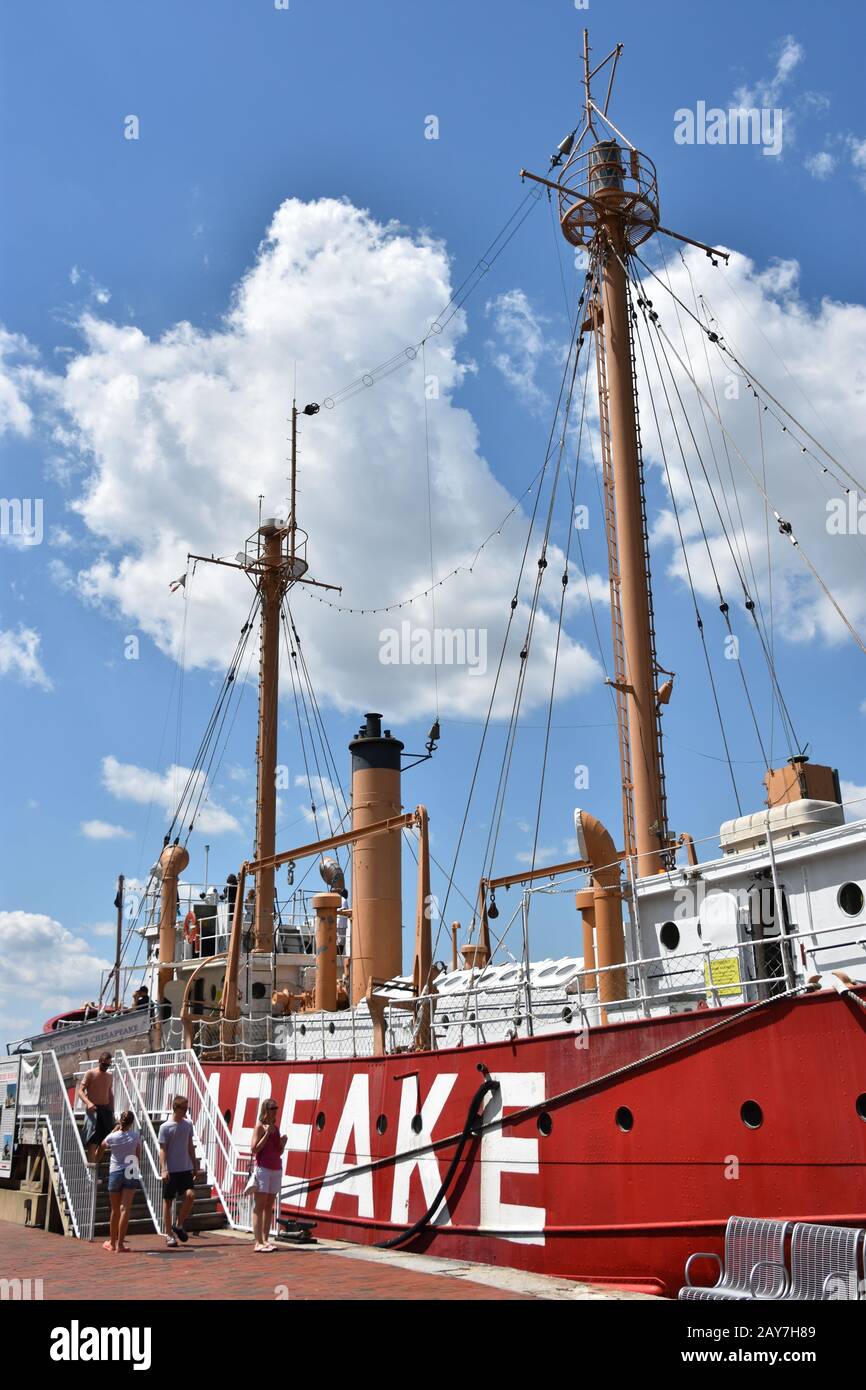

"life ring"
[183, 912, 200, 949]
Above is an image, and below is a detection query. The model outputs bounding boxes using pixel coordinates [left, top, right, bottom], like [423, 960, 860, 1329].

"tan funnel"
[312, 892, 341, 1012]
[574, 810, 625, 1004]
[349, 714, 404, 1006]
[157, 841, 190, 1031]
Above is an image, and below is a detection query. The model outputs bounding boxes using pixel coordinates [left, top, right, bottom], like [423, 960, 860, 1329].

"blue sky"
[2, 0, 865, 1041]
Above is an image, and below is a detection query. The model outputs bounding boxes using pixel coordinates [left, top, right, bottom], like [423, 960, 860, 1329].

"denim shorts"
[253, 1166, 282, 1196]
[108, 1171, 140, 1193]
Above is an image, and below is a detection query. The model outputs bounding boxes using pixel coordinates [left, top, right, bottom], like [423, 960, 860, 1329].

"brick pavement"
[0, 1222, 533, 1301]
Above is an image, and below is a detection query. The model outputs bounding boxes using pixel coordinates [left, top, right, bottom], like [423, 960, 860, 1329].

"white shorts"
[253, 1166, 282, 1196]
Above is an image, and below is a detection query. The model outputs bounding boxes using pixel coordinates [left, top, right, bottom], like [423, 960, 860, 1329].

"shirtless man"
[77, 1052, 115, 1162]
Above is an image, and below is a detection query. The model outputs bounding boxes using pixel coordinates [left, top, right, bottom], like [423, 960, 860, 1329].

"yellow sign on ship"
[704, 956, 741, 999]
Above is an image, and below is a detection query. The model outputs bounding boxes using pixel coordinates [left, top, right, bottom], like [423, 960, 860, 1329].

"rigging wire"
[527, 303, 595, 876]
[647, 248, 800, 756]
[757, 388, 776, 766]
[640, 293, 866, 658]
[668, 248, 773, 648]
[626, 269, 773, 770]
[295, 448, 556, 616]
[284, 602, 351, 825]
[633, 244, 866, 496]
[625, 252, 809, 755]
[428, 266, 595, 962]
[421, 340, 440, 720]
[482, 291, 592, 882]
[320, 188, 543, 410]
[627, 271, 743, 811]
[704, 256, 860, 483]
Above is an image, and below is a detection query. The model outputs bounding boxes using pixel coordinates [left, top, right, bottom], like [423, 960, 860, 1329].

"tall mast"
[253, 519, 285, 952]
[188, 398, 338, 951]
[522, 31, 672, 872]
[595, 217, 668, 871]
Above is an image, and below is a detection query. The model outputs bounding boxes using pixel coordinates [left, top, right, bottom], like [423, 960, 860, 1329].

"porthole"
[440, 1014, 449, 1024]
[615, 1106, 634, 1132]
[856, 1094, 866, 1122]
[659, 921, 680, 951]
[562, 1007, 573, 1024]
[411, 1114, 423, 1135]
[299, 1024, 307, 1036]
[315, 1111, 326, 1132]
[838, 882, 864, 917]
[376, 1114, 388, 1135]
[251, 982, 267, 999]
[741, 1100, 763, 1129]
[328, 1022, 335, 1034]
[537, 1112, 553, 1136]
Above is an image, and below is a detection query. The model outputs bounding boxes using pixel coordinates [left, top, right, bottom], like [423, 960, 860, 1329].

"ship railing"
[172, 1009, 373, 1062]
[119, 1048, 253, 1230]
[159, 918, 866, 1060]
[17, 1050, 97, 1240]
[565, 917, 866, 1019]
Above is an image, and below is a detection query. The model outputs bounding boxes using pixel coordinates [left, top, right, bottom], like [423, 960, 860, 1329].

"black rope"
[375, 1076, 500, 1249]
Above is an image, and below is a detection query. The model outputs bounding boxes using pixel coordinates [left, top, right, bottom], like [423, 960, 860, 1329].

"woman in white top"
[97, 1110, 141, 1253]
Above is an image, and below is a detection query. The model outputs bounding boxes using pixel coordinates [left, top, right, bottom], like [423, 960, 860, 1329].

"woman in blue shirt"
[98, 1110, 141, 1253]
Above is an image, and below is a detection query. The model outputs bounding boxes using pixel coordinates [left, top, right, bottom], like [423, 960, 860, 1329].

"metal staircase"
[16, 1046, 251, 1239]
[121, 1048, 253, 1231]
[17, 1050, 97, 1239]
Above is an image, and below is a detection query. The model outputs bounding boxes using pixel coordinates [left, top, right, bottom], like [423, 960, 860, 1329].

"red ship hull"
[204, 986, 866, 1296]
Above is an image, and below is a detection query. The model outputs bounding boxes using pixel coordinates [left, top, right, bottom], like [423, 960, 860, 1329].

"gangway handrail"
[17, 1050, 97, 1239]
[110, 1051, 163, 1233]
[121, 1048, 253, 1230]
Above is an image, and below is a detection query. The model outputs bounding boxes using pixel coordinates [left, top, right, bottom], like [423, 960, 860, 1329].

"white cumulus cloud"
[0, 910, 112, 1042]
[80, 819, 133, 841]
[632, 245, 866, 650]
[0, 626, 52, 689]
[101, 753, 240, 835]
[30, 198, 601, 722]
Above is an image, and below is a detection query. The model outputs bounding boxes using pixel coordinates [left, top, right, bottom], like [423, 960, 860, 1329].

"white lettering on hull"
[389, 1073, 458, 1226]
[230, 1072, 272, 1151]
[223, 1068, 549, 1240]
[479, 1073, 546, 1246]
[317, 1073, 374, 1217]
[280, 1073, 323, 1205]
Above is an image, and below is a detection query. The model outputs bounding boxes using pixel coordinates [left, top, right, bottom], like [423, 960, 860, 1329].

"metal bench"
[754, 1222, 864, 1301]
[679, 1216, 791, 1300]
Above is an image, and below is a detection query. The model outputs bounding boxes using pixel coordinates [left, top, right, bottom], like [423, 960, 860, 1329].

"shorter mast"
[188, 399, 338, 955]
